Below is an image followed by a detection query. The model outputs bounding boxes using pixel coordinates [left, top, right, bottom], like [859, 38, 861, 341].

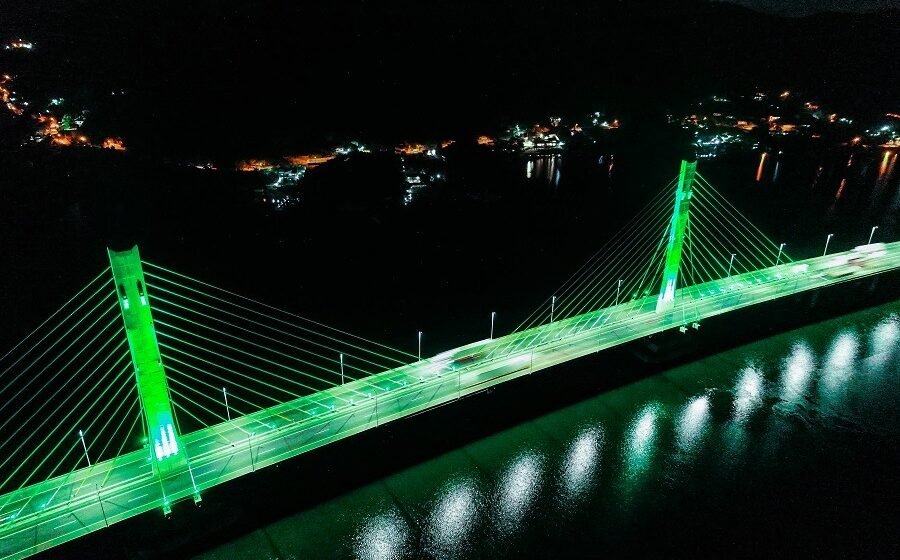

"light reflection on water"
[560, 427, 603, 500]
[853, 314, 900, 424]
[524, 156, 562, 186]
[779, 341, 815, 406]
[621, 403, 661, 485]
[425, 478, 481, 558]
[721, 365, 765, 468]
[732, 365, 764, 422]
[760, 341, 816, 463]
[200, 303, 900, 560]
[826, 331, 859, 370]
[675, 394, 711, 457]
[877, 150, 893, 178]
[495, 451, 543, 533]
[869, 314, 899, 365]
[818, 330, 860, 413]
[353, 509, 410, 560]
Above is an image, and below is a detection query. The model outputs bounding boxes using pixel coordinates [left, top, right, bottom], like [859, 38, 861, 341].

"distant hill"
[713, 0, 900, 17]
[1, 0, 896, 159]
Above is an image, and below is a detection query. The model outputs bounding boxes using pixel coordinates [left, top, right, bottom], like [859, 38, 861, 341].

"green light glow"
[657, 160, 696, 312]
[1, 168, 899, 560]
[108, 246, 196, 503]
[1, 246, 897, 560]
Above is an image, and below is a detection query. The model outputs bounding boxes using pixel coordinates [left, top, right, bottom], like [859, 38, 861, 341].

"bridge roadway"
[2, 241, 899, 559]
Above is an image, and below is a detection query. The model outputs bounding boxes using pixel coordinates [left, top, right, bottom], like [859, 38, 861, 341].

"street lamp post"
[550, 296, 556, 323]
[340, 353, 345, 385]
[824, 233, 834, 256]
[868, 226, 879, 245]
[727, 253, 736, 277]
[79, 430, 91, 467]
[616, 279, 623, 306]
[490, 311, 496, 340]
[776, 243, 785, 266]
[223, 387, 231, 421]
[418, 331, 423, 360]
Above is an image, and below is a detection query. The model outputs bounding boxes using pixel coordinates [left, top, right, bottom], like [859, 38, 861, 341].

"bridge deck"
[2, 242, 899, 559]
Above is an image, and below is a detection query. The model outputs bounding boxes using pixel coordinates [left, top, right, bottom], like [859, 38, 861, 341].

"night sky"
[1, 0, 898, 158]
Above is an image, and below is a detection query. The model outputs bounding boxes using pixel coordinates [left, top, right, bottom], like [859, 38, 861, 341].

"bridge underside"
[2, 242, 900, 559]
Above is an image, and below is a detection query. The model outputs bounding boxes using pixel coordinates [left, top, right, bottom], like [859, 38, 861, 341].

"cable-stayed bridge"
[1, 161, 898, 559]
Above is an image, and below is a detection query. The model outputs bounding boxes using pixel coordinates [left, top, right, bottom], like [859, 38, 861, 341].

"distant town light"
[5, 39, 33, 50]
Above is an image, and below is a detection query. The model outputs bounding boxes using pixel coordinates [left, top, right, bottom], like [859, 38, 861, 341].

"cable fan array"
[141, 262, 417, 433]
[0, 262, 419, 496]
[0, 270, 141, 496]
[0, 168, 794, 499]
[510, 170, 792, 337]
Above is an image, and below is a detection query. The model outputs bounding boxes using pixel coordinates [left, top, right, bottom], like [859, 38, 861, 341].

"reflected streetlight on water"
[675, 394, 711, 457]
[561, 428, 603, 500]
[826, 331, 858, 370]
[426, 478, 480, 557]
[869, 314, 899, 365]
[779, 341, 815, 407]
[732, 365, 764, 423]
[721, 364, 765, 470]
[818, 331, 860, 413]
[354, 509, 410, 560]
[495, 451, 543, 533]
[621, 403, 662, 485]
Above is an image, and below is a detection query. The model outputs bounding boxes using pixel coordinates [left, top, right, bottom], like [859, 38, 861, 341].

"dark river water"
[191, 300, 900, 559]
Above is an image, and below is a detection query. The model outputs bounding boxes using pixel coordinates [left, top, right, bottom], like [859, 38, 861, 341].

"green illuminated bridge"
[1, 162, 898, 559]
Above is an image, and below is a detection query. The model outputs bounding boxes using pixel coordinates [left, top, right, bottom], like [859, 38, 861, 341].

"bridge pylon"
[109, 245, 199, 512]
[656, 159, 697, 313]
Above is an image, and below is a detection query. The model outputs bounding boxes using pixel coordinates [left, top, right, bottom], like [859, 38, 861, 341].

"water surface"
[195, 301, 900, 559]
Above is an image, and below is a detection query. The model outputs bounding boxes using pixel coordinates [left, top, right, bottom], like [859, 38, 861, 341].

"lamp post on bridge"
[616, 279, 623, 306]
[727, 253, 736, 277]
[78, 430, 91, 467]
[418, 331, 423, 360]
[340, 353, 345, 385]
[490, 311, 496, 340]
[868, 226, 879, 245]
[824, 233, 834, 257]
[550, 296, 556, 323]
[776, 243, 785, 266]
[222, 387, 231, 421]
